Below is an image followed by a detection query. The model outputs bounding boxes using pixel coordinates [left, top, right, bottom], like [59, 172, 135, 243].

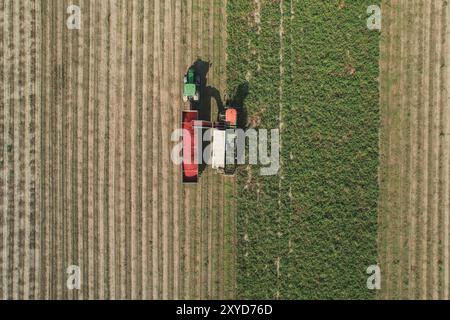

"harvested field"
[0, 0, 235, 299]
[378, 0, 450, 299]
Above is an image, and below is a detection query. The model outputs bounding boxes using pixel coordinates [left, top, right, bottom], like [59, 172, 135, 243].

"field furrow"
[442, 0, 450, 300]
[107, 0, 118, 300]
[122, 0, 133, 299]
[0, 0, 5, 301]
[96, 0, 106, 299]
[406, 0, 419, 299]
[142, 0, 154, 300]
[151, 0, 161, 299]
[116, 0, 126, 299]
[378, 0, 392, 298]
[87, 0, 96, 300]
[172, 0, 182, 300]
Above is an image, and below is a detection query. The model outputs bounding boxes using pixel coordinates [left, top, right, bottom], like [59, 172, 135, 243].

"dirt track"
[0, 0, 235, 299]
[379, 0, 450, 299]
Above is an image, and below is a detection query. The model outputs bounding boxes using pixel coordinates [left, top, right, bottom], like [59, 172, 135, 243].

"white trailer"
[211, 129, 226, 170]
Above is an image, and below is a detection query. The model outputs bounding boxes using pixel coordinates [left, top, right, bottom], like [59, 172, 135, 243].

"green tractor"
[183, 68, 200, 102]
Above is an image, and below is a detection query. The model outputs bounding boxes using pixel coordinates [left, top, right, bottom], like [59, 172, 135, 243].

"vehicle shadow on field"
[226, 81, 249, 129]
[189, 59, 211, 177]
[191, 58, 211, 121]
[188, 59, 249, 178]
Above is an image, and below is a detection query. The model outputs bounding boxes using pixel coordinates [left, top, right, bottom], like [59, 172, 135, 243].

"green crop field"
[227, 0, 380, 299]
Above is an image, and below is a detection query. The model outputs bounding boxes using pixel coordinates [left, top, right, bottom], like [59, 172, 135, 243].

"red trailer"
[182, 110, 198, 183]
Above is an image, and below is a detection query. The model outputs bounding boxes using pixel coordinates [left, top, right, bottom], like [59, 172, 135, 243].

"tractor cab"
[183, 68, 200, 102]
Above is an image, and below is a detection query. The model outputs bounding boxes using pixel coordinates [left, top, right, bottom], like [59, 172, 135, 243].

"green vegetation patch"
[227, 0, 380, 299]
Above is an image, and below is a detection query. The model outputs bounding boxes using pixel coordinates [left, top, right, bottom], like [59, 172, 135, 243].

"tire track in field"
[122, 0, 133, 299]
[47, 0, 56, 299]
[416, 0, 430, 299]
[188, 0, 198, 299]
[34, 0, 42, 300]
[115, 0, 126, 299]
[64, 0, 75, 300]
[160, 0, 172, 300]
[420, 0, 431, 299]
[60, 0, 71, 300]
[378, 0, 392, 299]
[407, 0, 420, 299]
[206, 0, 215, 299]
[214, 0, 226, 299]
[28, 0, 38, 299]
[277, 0, 285, 299]
[428, 0, 441, 300]
[219, 0, 228, 299]
[195, 0, 203, 300]
[142, 0, 155, 300]
[178, 0, 186, 299]
[182, 0, 193, 299]
[107, 0, 119, 300]
[214, 18, 221, 298]
[99, 0, 111, 300]
[129, 0, 137, 299]
[436, 0, 448, 299]
[79, 0, 91, 299]
[379, 0, 400, 298]
[166, 0, 175, 299]
[2, 3, 14, 299]
[15, 0, 27, 299]
[68, 0, 80, 301]
[20, 0, 30, 300]
[74, 0, 84, 299]
[202, 0, 212, 299]
[3, 0, 13, 298]
[130, 0, 144, 299]
[396, 0, 408, 298]
[23, 0, 34, 300]
[411, 0, 425, 300]
[92, 0, 103, 300]
[220, 0, 234, 299]
[442, 0, 450, 300]
[191, 0, 201, 300]
[0, 0, 5, 301]
[172, 0, 182, 300]
[11, 0, 22, 299]
[157, 0, 164, 299]
[39, 0, 51, 299]
[221, 0, 230, 298]
[388, 1, 402, 299]
[56, 0, 66, 299]
[215, 0, 223, 296]
[212, 0, 221, 298]
[48, 0, 57, 299]
[115, 0, 128, 299]
[9, 3, 16, 299]
[56, 0, 63, 299]
[168, 0, 175, 299]
[86, 0, 97, 300]
[151, 0, 162, 300]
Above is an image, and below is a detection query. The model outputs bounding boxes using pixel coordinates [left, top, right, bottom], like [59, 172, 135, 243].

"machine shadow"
[227, 81, 249, 130]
